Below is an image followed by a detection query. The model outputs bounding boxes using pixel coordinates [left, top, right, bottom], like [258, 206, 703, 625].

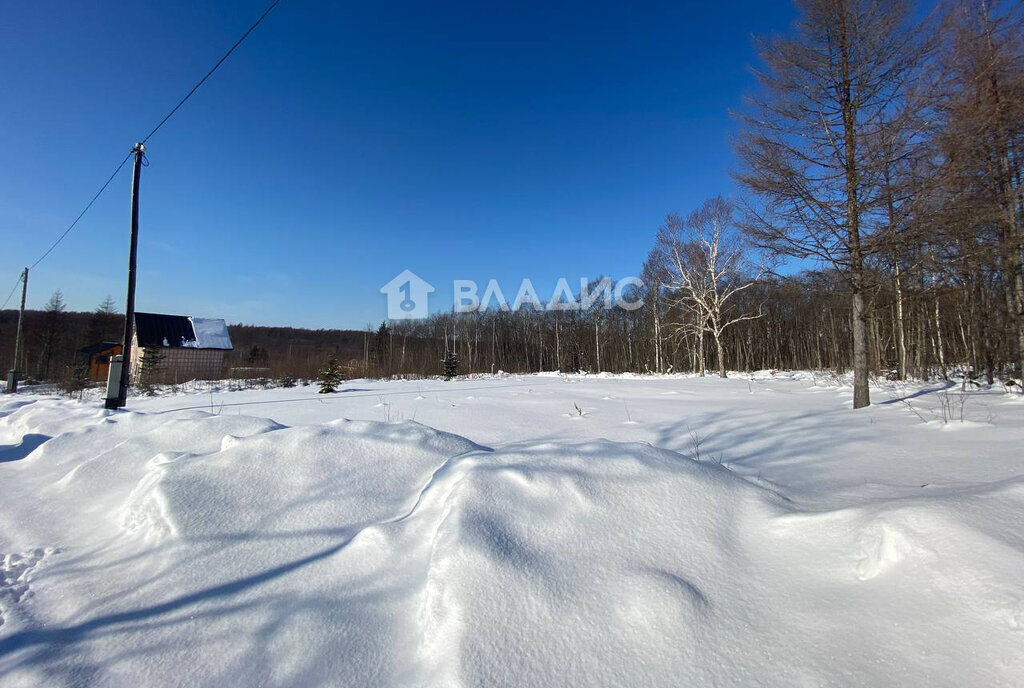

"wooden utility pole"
[106, 143, 146, 410]
[5, 268, 28, 393]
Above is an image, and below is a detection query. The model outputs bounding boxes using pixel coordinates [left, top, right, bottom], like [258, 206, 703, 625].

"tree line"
[375, 0, 1023, 407]
[0, 292, 121, 382]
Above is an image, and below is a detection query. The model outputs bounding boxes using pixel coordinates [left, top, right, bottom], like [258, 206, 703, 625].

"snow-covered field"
[1, 372, 1022, 687]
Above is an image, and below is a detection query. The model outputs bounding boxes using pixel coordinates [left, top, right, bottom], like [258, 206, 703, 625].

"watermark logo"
[380, 269, 435, 320]
[454, 277, 644, 312]
[381, 272, 644, 319]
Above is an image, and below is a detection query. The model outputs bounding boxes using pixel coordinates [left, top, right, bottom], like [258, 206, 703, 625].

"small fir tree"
[317, 356, 345, 394]
[374, 321, 391, 375]
[442, 351, 460, 381]
[138, 348, 166, 396]
[60, 363, 89, 398]
[248, 345, 269, 366]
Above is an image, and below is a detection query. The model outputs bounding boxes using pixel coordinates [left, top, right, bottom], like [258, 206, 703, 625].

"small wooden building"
[130, 312, 233, 383]
[76, 342, 123, 382]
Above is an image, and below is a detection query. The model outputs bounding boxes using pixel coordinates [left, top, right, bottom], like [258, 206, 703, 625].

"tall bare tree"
[735, 0, 927, 407]
[642, 247, 670, 373]
[657, 197, 764, 378]
[934, 0, 1024, 380]
[655, 212, 709, 374]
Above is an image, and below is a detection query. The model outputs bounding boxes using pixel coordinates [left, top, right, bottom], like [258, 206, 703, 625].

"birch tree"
[657, 196, 764, 378]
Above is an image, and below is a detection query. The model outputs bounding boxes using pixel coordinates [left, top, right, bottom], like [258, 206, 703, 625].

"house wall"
[130, 346, 227, 384]
[87, 346, 121, 382]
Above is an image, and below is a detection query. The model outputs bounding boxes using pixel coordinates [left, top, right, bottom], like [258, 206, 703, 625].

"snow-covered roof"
[187, 317, 233, 350]
[134, 312, 233, 350]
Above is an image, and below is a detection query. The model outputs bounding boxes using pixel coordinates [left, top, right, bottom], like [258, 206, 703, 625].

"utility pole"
[5, 268, 28, 393]
[105, 143, 145, 410]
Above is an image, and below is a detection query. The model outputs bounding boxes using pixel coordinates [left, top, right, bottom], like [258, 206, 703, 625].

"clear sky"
[1, 0, 797, 329]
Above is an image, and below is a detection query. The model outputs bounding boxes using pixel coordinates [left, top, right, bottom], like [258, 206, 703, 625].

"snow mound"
[1, 393, 1023, 686]
[407, 442, 791, 686]
[158, 419, 485, 539]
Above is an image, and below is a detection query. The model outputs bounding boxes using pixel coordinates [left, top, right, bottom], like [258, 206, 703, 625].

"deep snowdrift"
[1, 377, 1023, 686]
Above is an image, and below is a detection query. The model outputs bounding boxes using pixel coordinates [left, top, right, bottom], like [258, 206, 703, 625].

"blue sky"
[0, 0, 797, 329]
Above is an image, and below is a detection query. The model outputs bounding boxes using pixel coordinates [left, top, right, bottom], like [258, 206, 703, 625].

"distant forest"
[0, 259, 1016, 387]
[0, 300, 370, 383]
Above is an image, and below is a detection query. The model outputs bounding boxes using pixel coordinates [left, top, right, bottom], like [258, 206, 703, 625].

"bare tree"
[655, 212, 708, 374]
[934, 0, 1024, 380]
[734, 0, 927, 407]
[642, 247, 670, 373]
[657, 196, 764, 378]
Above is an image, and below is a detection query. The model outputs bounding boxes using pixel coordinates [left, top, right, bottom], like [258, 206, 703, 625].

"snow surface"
[1, 373, 1022, 686]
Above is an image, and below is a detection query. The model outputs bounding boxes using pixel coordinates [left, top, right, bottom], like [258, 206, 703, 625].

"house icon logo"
[380, 269, 434, 320]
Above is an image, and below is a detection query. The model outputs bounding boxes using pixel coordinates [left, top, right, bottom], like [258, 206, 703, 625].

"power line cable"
[0, 273, 23, 311]
[142, 0, 283, 144]
[21, 0, 283, 274]
[29, 151, 134, 270]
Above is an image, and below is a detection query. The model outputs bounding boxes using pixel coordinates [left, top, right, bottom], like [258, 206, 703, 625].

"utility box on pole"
[105, 355, 124, 402]
[5, 267, 28, 394]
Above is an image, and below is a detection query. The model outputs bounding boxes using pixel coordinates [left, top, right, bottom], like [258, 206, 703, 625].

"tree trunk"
[851, 281, 871, 408]
[554, 313, 561, 371]
[893, 256, 908, 380]
[934, 297, 947, 380]
[696, 329, 706, 376]
[1015, 272, 1024, 380]
[841, 11, 869, 409]
[653, 309, 662, 373]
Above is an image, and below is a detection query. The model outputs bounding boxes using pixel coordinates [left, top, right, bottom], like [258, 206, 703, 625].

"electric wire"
[0, 274, 22, 311]
[141, 0, 282, 144]
[28, 151, 134, 270]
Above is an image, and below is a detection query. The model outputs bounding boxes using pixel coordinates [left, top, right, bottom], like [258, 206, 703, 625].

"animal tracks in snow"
[0, 547, 58, 626]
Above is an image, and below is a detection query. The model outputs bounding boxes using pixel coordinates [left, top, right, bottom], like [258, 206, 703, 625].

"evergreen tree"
[248, 345, 269, 366]
[442, 351, 460, 381]
[138, 348, 166, 395]
[317, 356, 345, 393]
[373, 321, 391, 375]
[86, 296, 121, 343]
[36, 290, 67, 380]
[60, 362, 89, 398]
